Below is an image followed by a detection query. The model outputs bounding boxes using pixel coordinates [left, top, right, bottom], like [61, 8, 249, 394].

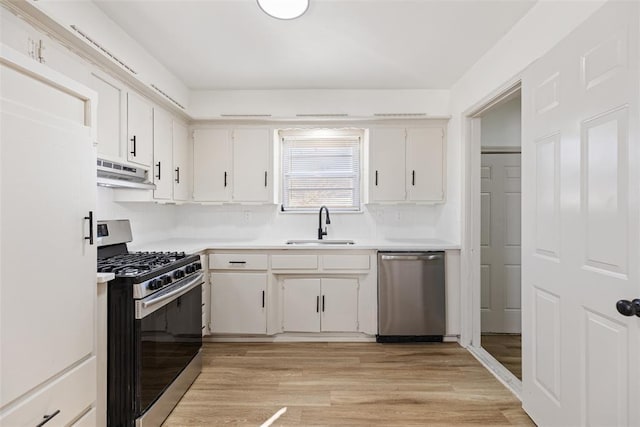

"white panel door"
[172, 121, 190, 201]
[126, 92, 153, 167]
[282, 278, 321, 333]
[152, 109, 173, 200]
[521, 2, 639, 425]
[406, 127, 445, 202]
[0, 63, 96, 406]
[320, 278, 359, 332]
[481, 153, 521, 333]
[232, 128, 271, 202]
[193, 128, 232, 201]
[210, 273, 267, 334]
[369, 128, 406, 201]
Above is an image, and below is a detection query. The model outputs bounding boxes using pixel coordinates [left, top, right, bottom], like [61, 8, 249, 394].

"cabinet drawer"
[0, 357, 96, 426]
[210, 253, 268, 270]
[322, 255, 370, 270]
[71, 407, 96, 427]
[271, 255, 318, 270]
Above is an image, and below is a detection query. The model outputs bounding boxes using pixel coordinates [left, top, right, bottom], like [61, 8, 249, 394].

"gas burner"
[97, 251, 189, 276]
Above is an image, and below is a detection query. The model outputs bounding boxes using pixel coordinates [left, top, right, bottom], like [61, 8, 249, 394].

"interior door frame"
[460, 75, 523, 396]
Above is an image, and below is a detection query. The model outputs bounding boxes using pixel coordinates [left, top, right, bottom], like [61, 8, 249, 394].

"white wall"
[172, 203, 446, 243]
[97, 188, 178, 245]
[188, 89, 450, 119]
[481, 96, 522, 148]
[445, 0, 607, 244]
[33, 0, 189, 108]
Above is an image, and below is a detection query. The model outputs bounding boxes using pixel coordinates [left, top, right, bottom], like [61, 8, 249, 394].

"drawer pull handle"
[36, 410, 60, 427]
[228, 261, 247, 264]
[316, 295, 319, 313]
[262, 290, 265, 308]
[322, 295, 325, 312]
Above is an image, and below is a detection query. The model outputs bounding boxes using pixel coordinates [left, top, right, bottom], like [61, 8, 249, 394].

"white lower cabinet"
[0, 357, 96, 426]
[282, 278, 359, 333]
[210, 272, 267, 334]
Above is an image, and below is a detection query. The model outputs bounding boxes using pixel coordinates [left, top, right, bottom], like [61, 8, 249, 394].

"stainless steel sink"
[286, 239, 355, 245]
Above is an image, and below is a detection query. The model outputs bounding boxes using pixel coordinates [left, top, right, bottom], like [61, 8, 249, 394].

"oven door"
[134, 272, 203, 415]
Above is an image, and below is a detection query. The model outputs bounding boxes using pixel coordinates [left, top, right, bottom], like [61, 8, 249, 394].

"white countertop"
[97, 272, 115, 283]
[128, 238, 461, 254]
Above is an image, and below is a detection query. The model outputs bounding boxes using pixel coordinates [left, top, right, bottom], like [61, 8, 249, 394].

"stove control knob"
[173, 270, 185, 280]
[148, 279, 160, 290]
[162, 275, 172, 286]
[194, 262, 202, 271]
[186, 265, 195, 274]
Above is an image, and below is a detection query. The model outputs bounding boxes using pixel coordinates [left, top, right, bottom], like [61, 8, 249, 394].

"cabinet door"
[369, 128, 406, 201]
[172, 121, 191, 201]
[1, 63, 95, 406]
[87, 72, 123, 160]
[210, 273, 266, 334]
[406, 127, 445, 202]
[282, 278, 321, 332]
[152, 109, 173, 200]
[232, 128, 271, 202]
[126, 92, 153, 167]
[320, 278, 359, 332]
[193, 129, 232, 201]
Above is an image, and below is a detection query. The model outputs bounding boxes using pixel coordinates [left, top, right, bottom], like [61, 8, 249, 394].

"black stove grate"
[98, 251, 188, 277]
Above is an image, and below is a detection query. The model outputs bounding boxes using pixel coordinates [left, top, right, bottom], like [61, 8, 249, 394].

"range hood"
[97, 159, 156, 190]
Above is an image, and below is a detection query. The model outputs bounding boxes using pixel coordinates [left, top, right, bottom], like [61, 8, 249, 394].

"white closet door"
[481, 153, 521, 334]
[521, 2, 639, 425]
[0, 63, 96, 406]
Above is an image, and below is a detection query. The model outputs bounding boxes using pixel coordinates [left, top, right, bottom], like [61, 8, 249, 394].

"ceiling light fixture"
[257, 0, 309, 20]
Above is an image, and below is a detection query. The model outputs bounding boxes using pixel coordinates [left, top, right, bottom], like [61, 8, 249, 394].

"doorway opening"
[462, 81, 523, 396]
[479, 95, 522, 381]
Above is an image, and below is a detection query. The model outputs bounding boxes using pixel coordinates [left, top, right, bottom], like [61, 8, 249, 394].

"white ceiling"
[94, 0, 536, 90]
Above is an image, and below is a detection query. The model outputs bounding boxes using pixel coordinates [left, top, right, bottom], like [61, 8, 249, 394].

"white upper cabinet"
[369, 126, 445, 203]
[193, 128, 272, 203]
[369, 128, 407, 201]
[87, 72, 124, 160]
[406, 127, 445, 202]
[126, 92, 153, 167]
[152, 109, 173, 200]
[172, 121, 191, 202]
[193, 128, 232, 202]
[232, 128, 271, 202]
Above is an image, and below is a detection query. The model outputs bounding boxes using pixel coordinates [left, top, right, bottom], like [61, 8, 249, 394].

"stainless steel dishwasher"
[377, 251, 445, 342]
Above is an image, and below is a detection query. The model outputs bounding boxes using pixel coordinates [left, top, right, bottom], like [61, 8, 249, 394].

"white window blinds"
[281, 136, 361, 211]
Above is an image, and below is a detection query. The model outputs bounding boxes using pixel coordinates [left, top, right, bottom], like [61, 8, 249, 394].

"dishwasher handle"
[380, 254, 443, 261]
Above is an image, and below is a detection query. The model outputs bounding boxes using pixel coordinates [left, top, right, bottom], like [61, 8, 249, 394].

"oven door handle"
[141, 272, 204, 309]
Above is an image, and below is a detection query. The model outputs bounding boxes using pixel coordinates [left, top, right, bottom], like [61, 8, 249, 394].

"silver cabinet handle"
[380, 254, 443, 261]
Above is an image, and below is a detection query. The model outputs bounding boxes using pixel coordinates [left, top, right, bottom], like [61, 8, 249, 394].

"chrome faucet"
[318, 205, 331, 240]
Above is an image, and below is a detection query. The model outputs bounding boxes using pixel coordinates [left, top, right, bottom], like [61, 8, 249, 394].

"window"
[281, 130, 362, 211]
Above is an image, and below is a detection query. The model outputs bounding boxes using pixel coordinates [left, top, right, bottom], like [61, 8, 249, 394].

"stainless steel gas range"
[97, 220, 203, 427]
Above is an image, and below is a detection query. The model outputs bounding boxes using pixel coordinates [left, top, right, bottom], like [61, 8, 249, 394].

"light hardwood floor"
[481, 334, 522, 380]
[163, 343, 534, 426]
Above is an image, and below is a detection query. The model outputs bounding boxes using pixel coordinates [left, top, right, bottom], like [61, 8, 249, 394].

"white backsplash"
[98, 188, 452, 244]
[97, 187, 179, 245]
